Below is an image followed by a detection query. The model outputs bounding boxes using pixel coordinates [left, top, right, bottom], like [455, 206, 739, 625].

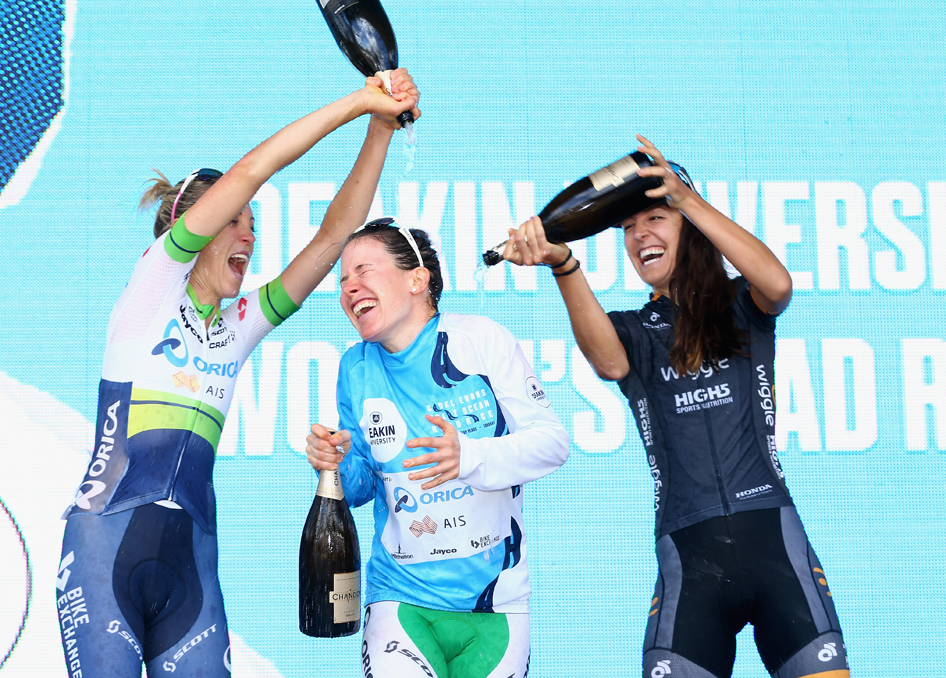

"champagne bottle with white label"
[317, 0, 414, 128]
[483, 151, 689, 266]
[299, 463, 361, 637]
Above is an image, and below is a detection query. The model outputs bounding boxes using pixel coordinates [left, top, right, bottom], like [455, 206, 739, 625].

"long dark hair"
[344, 220, 444, 311]
[668, 217, 746, 375]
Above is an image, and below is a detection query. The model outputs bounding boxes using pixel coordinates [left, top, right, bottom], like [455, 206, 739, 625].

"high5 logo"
[1, 0, 73, 208]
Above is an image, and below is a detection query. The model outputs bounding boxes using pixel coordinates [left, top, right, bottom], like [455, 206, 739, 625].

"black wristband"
[552, 259, 581, 278]
[546, 249, 573, 269]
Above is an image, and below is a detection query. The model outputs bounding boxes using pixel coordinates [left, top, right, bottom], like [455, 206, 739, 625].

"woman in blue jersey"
[502, 136, 849, 678]
[306, 220, 570, 678]
[58, 73, 420, 678]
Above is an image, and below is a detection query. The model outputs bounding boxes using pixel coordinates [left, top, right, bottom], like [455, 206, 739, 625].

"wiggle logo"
[152, 319, 189, 368]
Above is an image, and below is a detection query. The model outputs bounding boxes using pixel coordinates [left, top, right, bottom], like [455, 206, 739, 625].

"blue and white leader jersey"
[337, 313, 570, 614]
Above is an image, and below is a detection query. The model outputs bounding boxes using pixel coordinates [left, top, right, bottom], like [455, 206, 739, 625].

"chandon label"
[331, 571, 361, 623]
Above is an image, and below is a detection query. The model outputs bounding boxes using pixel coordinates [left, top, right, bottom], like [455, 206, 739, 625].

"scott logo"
[107, 620, 121, 633]
[152, 319, 189, 368]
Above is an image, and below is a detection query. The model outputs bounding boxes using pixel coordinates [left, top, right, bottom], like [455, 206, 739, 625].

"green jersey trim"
[260, 276, 301, 326]
[164, 213, 214, 263]
[128, 387, 226, 450]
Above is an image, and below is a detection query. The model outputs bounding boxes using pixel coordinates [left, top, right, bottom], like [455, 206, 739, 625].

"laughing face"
[339, 237, 425, 352]
[190, 206, 255, 303]
[622, 204, 684, 296]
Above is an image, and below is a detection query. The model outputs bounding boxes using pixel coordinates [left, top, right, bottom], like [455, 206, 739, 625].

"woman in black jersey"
[503, 135, 849, 678]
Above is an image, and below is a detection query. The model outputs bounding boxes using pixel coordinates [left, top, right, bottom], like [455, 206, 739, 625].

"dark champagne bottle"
[299, 464, 361, 637]
[318, 0, 414, 128]
[483, 152, 692, 266]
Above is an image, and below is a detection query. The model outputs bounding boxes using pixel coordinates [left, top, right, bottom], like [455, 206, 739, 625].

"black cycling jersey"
[609, 277, 793, 538]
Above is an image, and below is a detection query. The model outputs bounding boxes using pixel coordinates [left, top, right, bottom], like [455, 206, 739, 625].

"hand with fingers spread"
[634, 134, 696, 209]
[306, 424, 351, 472]
[403, 415, 462, 490]
[502, 216, 572, 268]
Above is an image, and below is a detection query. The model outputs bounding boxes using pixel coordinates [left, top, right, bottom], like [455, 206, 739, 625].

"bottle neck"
[316, 468, 345, 501]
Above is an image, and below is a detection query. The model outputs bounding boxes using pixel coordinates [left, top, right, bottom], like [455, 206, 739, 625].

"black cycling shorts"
[643, 507, 849, 678]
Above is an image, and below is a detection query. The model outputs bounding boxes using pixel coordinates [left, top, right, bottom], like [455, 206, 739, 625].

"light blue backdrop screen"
[1, 0, 944, 676]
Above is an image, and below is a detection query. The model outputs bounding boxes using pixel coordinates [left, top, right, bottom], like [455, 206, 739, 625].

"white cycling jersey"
[64, 215, 300, 534]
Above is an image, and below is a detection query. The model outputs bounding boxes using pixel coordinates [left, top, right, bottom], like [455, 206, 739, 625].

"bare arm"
[636, 135, 793, 315]
[505, 217, 630, 381]
[279, 116, 393, 303]
[181, 71, 420, 244]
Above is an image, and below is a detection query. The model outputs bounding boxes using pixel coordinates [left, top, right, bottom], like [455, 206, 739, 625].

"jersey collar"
[186, 283, 220, 328]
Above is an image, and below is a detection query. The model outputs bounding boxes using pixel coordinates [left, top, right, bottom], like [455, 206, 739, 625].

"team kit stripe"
[260, 278, 300, 327]
[128, 388, 226, 450]
[163, 214, 214, 263]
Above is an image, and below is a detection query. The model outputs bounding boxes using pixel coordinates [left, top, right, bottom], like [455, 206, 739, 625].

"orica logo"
[152, 319, 189, 368]
[394, 487, 417, 513]
[72, 480, 107, 510]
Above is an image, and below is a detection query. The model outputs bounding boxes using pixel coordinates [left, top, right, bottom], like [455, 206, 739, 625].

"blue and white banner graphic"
[1, 0, 943, 675]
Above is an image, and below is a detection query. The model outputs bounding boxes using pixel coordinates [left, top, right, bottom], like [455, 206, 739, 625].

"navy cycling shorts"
[57, 503, 231, 677]
[643, 507, 849, 678]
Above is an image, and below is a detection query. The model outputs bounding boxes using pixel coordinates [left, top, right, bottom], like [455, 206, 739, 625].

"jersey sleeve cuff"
[163, 213, 214, 263]
[260, 276, 302, 326]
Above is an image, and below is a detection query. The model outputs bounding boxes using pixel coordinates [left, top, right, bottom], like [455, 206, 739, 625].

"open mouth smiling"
[352, 299, 378, 318]
[639, 247, 666, 267]
[228, 253, 249, 278]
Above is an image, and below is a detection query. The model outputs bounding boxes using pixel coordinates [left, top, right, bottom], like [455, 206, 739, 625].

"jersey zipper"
[169, 312, 211, 502]
[698, 372, 730, 515]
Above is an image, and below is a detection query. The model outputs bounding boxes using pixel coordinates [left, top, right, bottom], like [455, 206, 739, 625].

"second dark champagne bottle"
[483, 152, 693, 266]
[299, 463, 361, 637]
[318, 0, 414, 128]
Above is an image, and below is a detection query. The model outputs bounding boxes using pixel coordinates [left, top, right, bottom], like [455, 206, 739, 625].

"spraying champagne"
[318, 0, 414, 129]
[482, 152, 693, 266]
[299, 435, 361, 638]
